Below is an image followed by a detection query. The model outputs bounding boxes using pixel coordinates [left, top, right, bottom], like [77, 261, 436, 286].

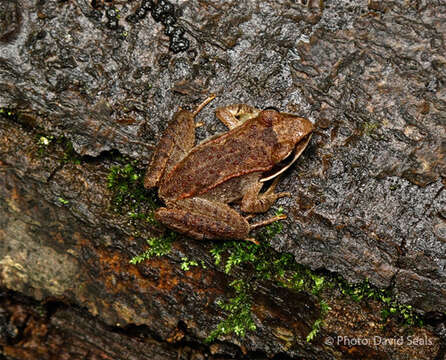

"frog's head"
[258, 108, 313, 163]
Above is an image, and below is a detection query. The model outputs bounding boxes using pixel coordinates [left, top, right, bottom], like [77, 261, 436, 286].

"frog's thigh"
[241, 180, 291, 213]
[155, 198, 250, 240]
[215, 104, 261, 129]
[144, 110, 196, 189]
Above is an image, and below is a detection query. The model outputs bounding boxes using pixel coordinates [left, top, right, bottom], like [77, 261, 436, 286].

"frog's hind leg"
[215, 104, 261, 129]
[144, 110, 195, 189]
[155, 198, 250, 240]
[144, 95, 215, 189]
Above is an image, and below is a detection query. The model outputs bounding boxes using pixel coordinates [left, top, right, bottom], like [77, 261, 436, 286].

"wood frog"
[144, 95, 313, 241]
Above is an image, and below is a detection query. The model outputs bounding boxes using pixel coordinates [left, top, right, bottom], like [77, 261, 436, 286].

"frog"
[144, 95, 313, 242]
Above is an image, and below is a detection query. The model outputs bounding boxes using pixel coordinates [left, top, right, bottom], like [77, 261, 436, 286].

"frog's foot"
[244, 214, 255, 221]
[241, 179, 291, 214]
[155, 198, 250, 240]
[263, 176, 291, 198]
[215, 104, 261, 130]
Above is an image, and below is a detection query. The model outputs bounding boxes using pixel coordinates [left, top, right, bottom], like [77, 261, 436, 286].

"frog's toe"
[244, 237, 260, 245]
[276, 191, 291, 198]
[249, 214, 287, 230]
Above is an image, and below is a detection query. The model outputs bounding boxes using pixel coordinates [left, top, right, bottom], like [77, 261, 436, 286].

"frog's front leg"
[241, 177, 291, 213]
[215, 104, 261, 129]
[144, 95, 215, 189]
[155, 198, 250, 240]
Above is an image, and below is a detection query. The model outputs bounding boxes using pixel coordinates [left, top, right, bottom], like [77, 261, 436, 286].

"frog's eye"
[259, 109, 279, 126]
[263, 106, 280, 112]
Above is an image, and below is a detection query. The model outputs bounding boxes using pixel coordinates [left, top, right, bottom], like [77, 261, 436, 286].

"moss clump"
[36, 134, 55, 156]
[209, 209, 327, 296]
[129, 233, 175, 264]
[336, 277, 423, 326]
[306, 300, 330, 342]
[206, 279, 256, 343]
[108, 160, 168, 266]
[207, 210, 330, 341]
[180, 257, 201, 271]
[58, 197, 69, 205]
[58, 137, 81, 165]
[0, 107, 17, 120]
[107, 161, 157, 221]
[34, 134, 82, 165]
[206, 210, 423, 342]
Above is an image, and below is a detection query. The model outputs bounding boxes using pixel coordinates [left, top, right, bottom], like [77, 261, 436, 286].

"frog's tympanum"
[144, 96, 313, 241]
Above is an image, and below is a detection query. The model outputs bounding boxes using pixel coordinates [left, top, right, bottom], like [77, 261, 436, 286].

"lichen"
[362, 121, 380, 136]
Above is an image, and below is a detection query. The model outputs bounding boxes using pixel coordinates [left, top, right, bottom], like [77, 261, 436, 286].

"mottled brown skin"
[144, 98, 313, 241]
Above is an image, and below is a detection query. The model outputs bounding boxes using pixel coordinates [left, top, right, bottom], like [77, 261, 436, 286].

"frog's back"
[159, 119, 277, 201]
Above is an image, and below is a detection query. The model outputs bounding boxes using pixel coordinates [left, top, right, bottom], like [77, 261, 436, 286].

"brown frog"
[144, 95, 313, 241]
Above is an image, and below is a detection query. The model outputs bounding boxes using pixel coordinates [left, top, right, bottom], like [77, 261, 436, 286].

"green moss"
[36, 134, 55, 156]
[335, 277, 423, 326]
[205, 210, 332, 342]
[208, 209, 327, 296]
[107, 161, 157, 221]
[38, 135, 53, 146]
[34, 134, 82, 165]
[206, 209, 319, 341]
[205, 279, 256, 343]
[58, 137, 81, 165]
[0, 107, 17, 120]
[206, 210, 423, 342]
[180, 257, 200, 271]
[58, 197, 69, 205]
[107, 160, 171, 266]
[129, 233, 175, 264]
[306, 300, 331, 342]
